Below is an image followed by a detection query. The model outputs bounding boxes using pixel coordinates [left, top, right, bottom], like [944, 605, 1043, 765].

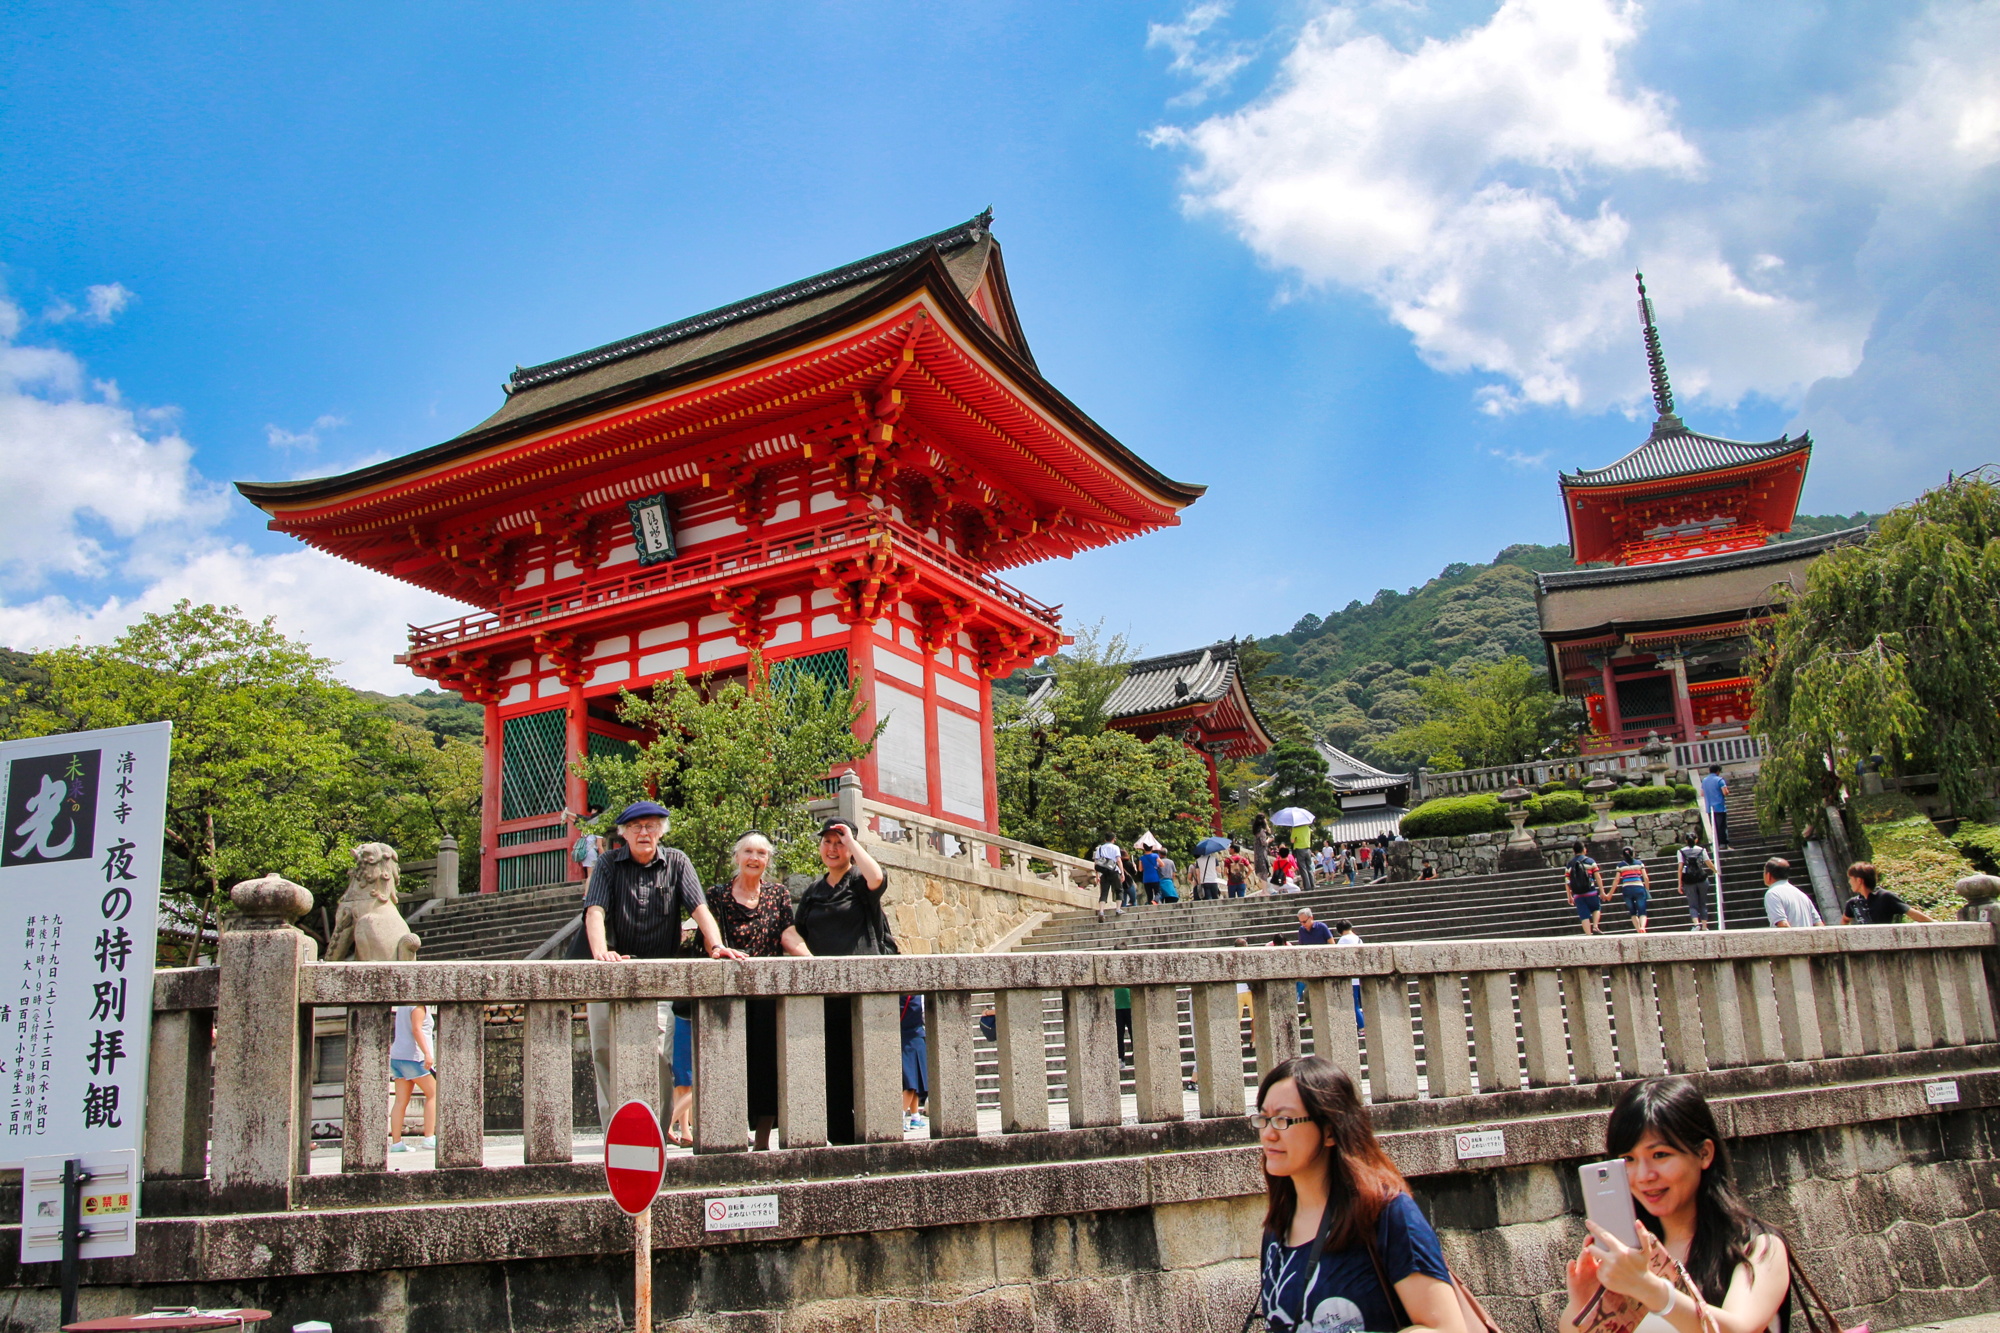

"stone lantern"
[1497, 781, 1542, 871]
[1584, 769, 1622, 857]
[1640, 730, 1673, 787]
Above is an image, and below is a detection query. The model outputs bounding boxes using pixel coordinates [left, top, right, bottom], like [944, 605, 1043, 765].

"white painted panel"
[680, 516, 746, 547]
[935, 674, 980, 711]
[937, 707, 985, 823]
[638, 622, 688, 648]
[936, 645, 954, 666]
[898, 627, 919, 651]
[811, 614, 846, 639]
[589, 662, 631, 686]
[874, 682, 929, 806]
[504, 657, 532, 679]
[589, 635, 630, 659]
[502, 683, 530, 705]
[896, 601, 915, 621]
[537, 676, 566, 698]
[515, 567, 546, 590]
[767, 621, 802, 647]
[538, 654, 554, 671]
[698, 612, 734, 635]
[553, 560, 582, 580]
[811, 588, 840, 608]
[956, 632, 972, 648]
[698, 637, 740, 662]
[772, 594, 802, 617]
[769, 500, 801, 522]
[957, 653, 977, 675]
[874, 619, 892, 639]
[638, 647, 690, 675]
[873, 645, 925, 686]
[603, 543, 638, 566]
[809, 489, 844, 513]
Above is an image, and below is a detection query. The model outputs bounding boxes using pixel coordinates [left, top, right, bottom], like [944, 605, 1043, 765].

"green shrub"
[1401, 794, 1506, 838]
[1951, 822, 2000, 876]
[1609, 785, 1680, 810]
[1670, 783, 1695, 802]
[1850, 791, 1923, 823]
[1864, 815, 1973, 916]
[1525, 791, 1592, 825]
[1536, 780, 1568, 796]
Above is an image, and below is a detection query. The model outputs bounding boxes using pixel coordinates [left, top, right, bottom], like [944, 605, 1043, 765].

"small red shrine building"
[238, 214, 1203, 891]
[1535, 276, 1865, 755]
[1026, 640, 1275, 830]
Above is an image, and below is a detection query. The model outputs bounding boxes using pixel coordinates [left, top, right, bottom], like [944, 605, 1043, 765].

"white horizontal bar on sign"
[872, 645, 925, 686]
[606, 1143, 661, 1173]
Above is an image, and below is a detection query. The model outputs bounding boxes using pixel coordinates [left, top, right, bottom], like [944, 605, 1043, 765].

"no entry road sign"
[604, 1100, 666, 1217]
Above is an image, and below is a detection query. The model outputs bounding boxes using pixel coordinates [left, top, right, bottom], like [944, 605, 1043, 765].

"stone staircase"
[1017, 778, 1796, 954]
[410, 883, 583, 962]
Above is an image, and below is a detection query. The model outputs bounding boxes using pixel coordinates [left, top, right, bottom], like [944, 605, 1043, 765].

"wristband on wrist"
[1650, 1281, 1677, 1318]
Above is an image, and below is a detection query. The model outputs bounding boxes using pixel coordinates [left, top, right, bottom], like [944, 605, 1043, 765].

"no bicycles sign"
[705, 1194, 779, 1231]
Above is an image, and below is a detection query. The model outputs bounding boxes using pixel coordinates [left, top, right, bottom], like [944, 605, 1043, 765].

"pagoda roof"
[1313, 740, 1407, 793]
[242, 210, 1192, 510]
[1559, 420, 1810, 491]
[1536, 525, 1867, 594]
[1022, 639, 1276, 758]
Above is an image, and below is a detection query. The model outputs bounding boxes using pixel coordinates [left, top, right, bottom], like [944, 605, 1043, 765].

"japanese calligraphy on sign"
[0, 723, 167, 1174]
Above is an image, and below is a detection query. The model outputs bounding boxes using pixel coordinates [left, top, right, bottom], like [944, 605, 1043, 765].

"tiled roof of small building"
[1314, 741, 1408, 792]
[1559, 421, 1809, 489]
[1100, 642, 1239, 718]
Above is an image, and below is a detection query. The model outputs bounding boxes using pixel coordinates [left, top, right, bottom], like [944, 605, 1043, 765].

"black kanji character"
[93, 928, 133, 974]
[100, 840, 137, 884]
[82, 1083, 121, 1128]
[86, 1029, 126, 1076]
[89, 980, 125, 1025]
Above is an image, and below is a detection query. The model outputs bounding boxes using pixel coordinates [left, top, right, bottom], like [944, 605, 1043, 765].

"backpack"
[571, 833, 595, 866]
[1677, 844, 1712, 882]
[1567, 856, 1597, 895]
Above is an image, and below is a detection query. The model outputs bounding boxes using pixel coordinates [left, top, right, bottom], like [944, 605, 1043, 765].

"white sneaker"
[905, 1113, 926, 1130]
[390, 1141, 411, 1154]
[422, 1136, 436, 1150]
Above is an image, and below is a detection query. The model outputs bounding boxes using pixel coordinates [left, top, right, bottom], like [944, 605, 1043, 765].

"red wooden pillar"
[1201, 746, 1224, 833]
[565, 681, 589, 883]
[1601, 659, 1624, 743]
[978, 674, 1001, 846]
[848, 620, 880, 806]
[1667, 656, 1697, 742]
[480, 702, 502, 895]
[922, 647, 944, 820]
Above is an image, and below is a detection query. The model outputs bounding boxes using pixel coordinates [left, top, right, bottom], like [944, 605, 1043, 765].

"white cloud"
[44, 283, 135, 327]
[0, 305, 460, 692]
[264, 414, 346, 451]
[1153, 0, 2000, 459]
[1149, 3, 1256, 106]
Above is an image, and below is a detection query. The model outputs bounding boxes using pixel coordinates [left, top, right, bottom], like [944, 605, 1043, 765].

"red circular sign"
[603, 1099, 667, 1216]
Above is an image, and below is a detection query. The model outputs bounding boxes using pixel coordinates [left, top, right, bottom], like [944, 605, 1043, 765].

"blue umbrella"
[1194, 836, 1229, 856]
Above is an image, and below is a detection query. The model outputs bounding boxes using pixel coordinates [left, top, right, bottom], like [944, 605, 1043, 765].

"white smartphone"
[1579, 1158, 1642, 1249]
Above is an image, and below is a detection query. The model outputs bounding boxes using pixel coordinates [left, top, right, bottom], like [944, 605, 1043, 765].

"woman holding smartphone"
[1250, 1055, 1466, 1333]
[1563, 1076, 1837, 1333]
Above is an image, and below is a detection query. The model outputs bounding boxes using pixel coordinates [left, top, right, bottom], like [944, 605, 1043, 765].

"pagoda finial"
[1635, 272, 1678, 425]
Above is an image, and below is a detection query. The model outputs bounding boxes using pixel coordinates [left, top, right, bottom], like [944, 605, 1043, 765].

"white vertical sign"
[0, 723, 169, 1197]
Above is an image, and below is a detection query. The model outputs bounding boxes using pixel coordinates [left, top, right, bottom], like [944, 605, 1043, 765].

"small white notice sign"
[1925, 1080, 1960, 1106]
[704, 1194, 779, 1231]
[1455, 1130, 1506, 1161]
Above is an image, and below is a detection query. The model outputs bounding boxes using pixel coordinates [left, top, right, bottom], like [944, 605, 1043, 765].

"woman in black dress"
[705, 831, 811, 1150]
[792, 818, 889, 1145]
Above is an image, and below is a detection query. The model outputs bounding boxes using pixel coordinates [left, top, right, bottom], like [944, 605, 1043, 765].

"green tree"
[995, 631, 1212, 858]
[1379, 655, 1576, 770]
[1263, 738, 1336, 816]
[4, 602, 412, 955]
[1753, 473, 2000, 835]
[577, 653, 876, 885]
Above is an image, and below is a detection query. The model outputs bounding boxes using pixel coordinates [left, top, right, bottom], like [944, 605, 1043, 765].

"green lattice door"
[500, 708, 567, 821]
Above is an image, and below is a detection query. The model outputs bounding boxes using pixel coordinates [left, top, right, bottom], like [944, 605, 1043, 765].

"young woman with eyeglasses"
[1249, 1055, 1466, 1333]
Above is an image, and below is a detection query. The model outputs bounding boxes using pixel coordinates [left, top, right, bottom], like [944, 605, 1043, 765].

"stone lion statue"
[327, 842, 421, 962]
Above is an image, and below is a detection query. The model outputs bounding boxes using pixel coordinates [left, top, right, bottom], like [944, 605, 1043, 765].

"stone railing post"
[436, 833, 460, 899]
[209, 874, 318, 1213]
[836, 769, 864, 829]
[1959, 874, 2000, 1039]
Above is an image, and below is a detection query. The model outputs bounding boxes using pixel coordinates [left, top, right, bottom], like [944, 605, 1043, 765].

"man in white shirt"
[1193, 849, 1224, 901]
[1093, 837, 1124, 921]
[1334, 921, 1364, 1031]
[1761, 857, 1823, 928]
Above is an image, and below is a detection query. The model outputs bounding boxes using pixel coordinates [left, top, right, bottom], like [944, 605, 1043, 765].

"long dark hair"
[1257, 1056, 1409, 1249]
[1606, 1078, 1841, 1333]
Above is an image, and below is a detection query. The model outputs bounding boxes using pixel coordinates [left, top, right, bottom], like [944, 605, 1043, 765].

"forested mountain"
[1244, 513, 1878, 765]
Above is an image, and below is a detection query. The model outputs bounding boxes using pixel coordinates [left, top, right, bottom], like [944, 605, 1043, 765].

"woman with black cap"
[792, 817, 890, 1145]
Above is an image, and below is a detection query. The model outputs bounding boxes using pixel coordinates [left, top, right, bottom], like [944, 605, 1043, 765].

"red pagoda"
[1537, 275, 1863, 755]
[238, 214, 1204, 891]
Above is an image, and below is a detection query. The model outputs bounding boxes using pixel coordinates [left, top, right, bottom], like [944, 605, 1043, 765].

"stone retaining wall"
[1391, 807, 1704, 880]
[867, 840, 1088, 955]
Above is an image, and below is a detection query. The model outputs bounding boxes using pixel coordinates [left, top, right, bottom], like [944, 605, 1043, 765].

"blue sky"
[3, 1, 1995, 690]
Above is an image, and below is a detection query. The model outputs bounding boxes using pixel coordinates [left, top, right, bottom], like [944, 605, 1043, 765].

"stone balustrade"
[144, 914, 2000, 1215]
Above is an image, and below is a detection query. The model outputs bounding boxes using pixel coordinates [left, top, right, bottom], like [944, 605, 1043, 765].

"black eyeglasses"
[1249, 1113, 1314, 1133]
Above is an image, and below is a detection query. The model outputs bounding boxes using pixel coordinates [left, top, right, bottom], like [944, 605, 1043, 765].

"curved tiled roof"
[1560, 421, 1809, 488]
[1313, 740, 1408, 792]
[1102, 643, 1237, 718]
